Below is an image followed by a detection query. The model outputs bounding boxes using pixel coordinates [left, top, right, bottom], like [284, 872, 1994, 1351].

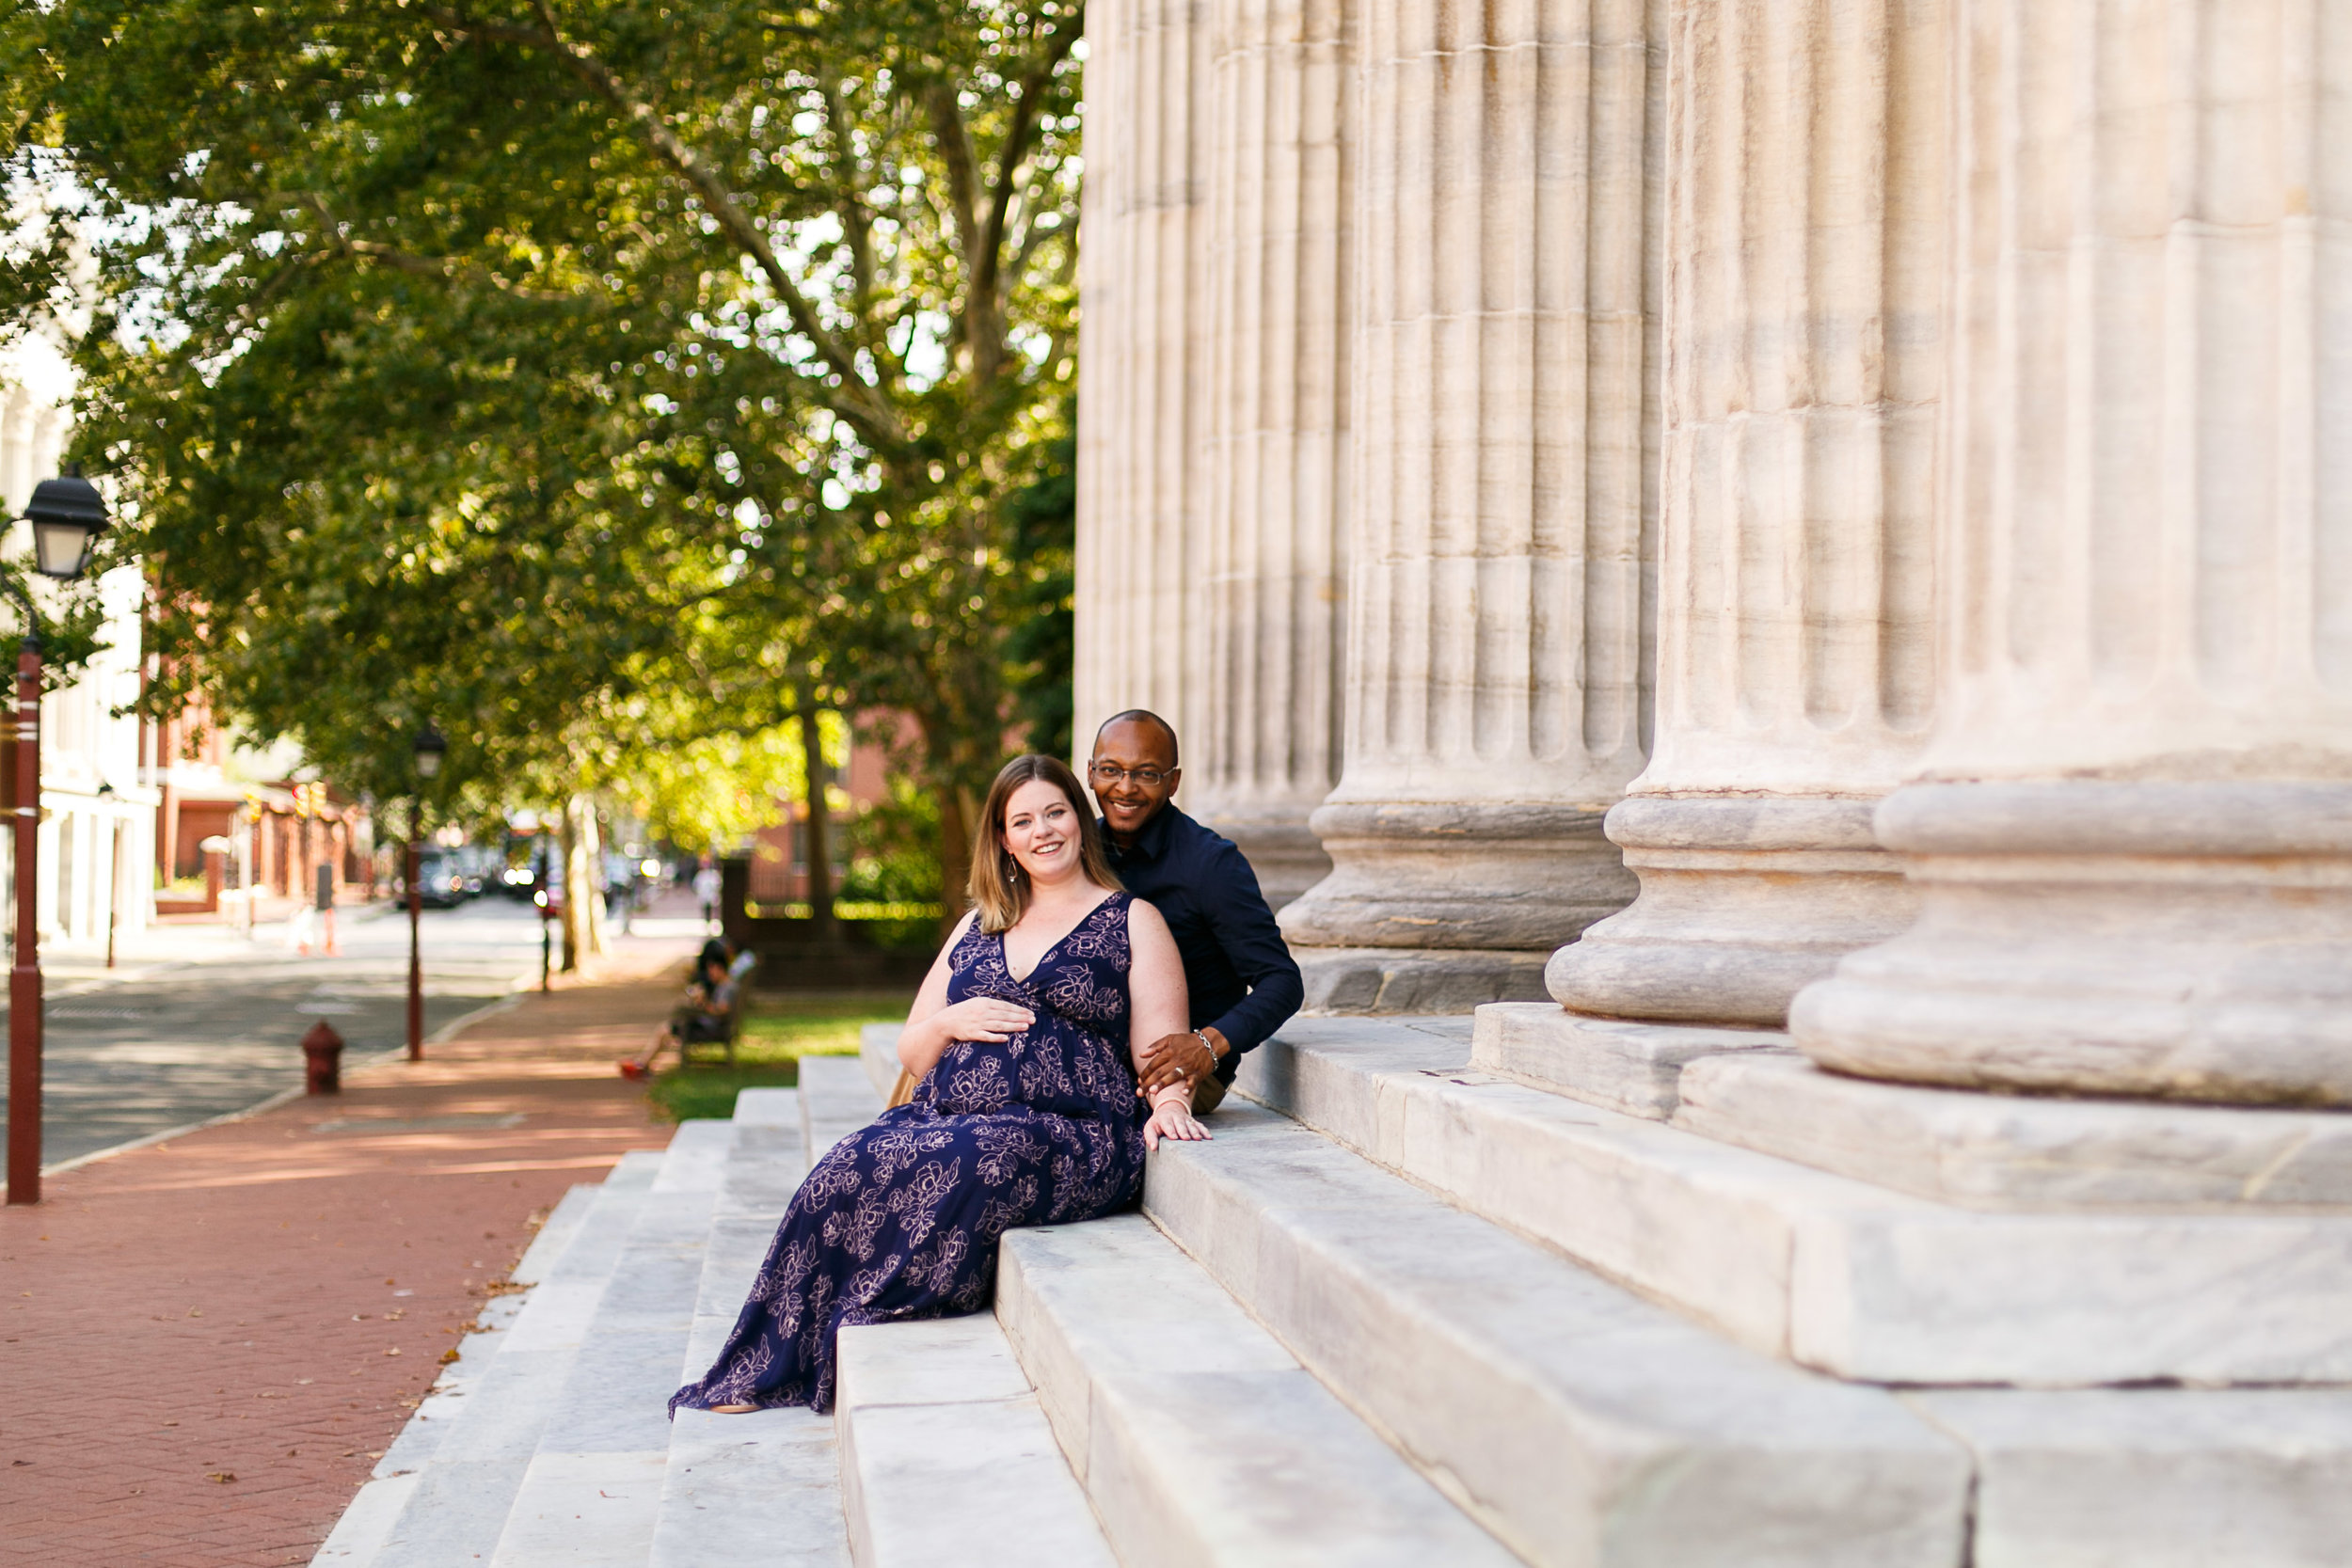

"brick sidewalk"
[0, 953, 691, 1566]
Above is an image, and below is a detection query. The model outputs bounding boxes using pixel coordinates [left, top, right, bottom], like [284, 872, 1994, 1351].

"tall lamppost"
[406, 722, 445, 1062]
[5, 470, 113, 1206]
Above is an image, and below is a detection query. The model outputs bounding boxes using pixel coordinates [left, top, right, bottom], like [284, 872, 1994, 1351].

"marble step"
[364, 1182, 605, 1486]
[649, 1086, 852, 1568]
[1233, 1022, 2352, 1386]
[486, 1122, 731, 1567]
[997, 1212, 1518, 1567]
[800, 1053, 885, 1161]
[858, 1022, 902, 1100]
[352, 1148, 668, 1568]
[1142, 1101, 1970, 1568]
[1913, 1386, 2352, 1568]
[310, 1193, 580, 1568]
[836, 1315, 1114, 1568]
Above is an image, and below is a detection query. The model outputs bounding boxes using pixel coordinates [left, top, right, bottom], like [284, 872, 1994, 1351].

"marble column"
[1073, 0, 1213, 752]
[1185, 0, 1352, 909]
[1546, 0, 1947, 1027]
[1794, 0, 2352, 1104]
[1275, 0, 1663, 1010]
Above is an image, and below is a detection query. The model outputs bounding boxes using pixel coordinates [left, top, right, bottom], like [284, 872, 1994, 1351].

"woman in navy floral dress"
[672, 754, 1202, 1416]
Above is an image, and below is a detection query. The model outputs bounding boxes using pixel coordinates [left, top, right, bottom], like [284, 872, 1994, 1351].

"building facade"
[1075, 0, 2352, 1543]
[0, 346, 159, 949]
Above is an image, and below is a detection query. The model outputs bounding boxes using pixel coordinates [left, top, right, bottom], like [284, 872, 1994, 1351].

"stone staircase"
[314, 1023, 2352, 1567]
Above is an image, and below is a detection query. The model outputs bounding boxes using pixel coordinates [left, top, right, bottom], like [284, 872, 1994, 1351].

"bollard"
[301, 1020, 345, 1095]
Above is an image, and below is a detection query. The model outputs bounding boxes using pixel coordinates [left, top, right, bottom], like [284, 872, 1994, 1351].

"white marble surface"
[998, 1215, 1514, 1566]
[1915, 1387, 2352, 1568]
[1547, 0, 1949, 1027]
[1241, 1024, 2352, 1385]
[1271, 0, 1662, 974]
[367, 1156, 661, 1568]
[1145, 1104, 1970, 1567]
[1184, 0, 1352, 909]
[1471, 1001, 1785, 1119]
[1073, 0, 1212, 755]
[1792, 0, 2352, 1104]
[836, 1318, 1113, 1568]
[1677, 1050, 2352, 1209]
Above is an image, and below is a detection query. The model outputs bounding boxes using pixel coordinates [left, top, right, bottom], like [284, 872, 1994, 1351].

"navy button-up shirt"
[1102, 804, 1305, 1083]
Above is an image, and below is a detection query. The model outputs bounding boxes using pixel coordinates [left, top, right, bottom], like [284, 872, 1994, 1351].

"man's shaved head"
[1095, 708, 1179, 765]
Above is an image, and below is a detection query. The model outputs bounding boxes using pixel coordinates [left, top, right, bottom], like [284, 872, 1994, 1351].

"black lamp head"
[412, 721, 448, 780]
[23, 469, 110, 582]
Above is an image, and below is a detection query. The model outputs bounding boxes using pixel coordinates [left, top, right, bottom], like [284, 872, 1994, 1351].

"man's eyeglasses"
[1089, 763, 1169, 787]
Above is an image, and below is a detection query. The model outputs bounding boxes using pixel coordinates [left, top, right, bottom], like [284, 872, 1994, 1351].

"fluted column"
[1073, 0, 1213, 751]
[1794, 0, 2352, 1104]
[1185, 0, 1352, 909]
[1546, 0, 1947, 1026]
[1276, 0, 1663, 1008]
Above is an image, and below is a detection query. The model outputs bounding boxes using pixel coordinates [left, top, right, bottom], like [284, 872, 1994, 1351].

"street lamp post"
[406, 723, 444, 1063]
[5, 470, 112, 1206]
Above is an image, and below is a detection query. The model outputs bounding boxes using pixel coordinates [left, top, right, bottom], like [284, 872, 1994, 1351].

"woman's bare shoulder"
[1122, 894, 1172, 940]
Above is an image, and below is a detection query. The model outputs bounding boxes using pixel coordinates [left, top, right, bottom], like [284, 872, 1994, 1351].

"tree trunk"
[558, 802, 580, 972]
[560, 792, 606, 969]
[938, 784, 977, 941]
[798, 686, 835, 942]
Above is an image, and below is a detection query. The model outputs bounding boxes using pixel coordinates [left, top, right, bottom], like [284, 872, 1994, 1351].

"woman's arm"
[1126, 899, 1207, 1149]
[898, 911, 1037, 1078]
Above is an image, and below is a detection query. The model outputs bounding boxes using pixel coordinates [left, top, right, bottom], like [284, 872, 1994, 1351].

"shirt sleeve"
[1198, 841, 1306, 1059]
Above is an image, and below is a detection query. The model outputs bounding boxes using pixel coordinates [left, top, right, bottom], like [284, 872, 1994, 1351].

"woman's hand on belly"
[900, 992, 1036, 1077]
[933, 998, 1036, 1044]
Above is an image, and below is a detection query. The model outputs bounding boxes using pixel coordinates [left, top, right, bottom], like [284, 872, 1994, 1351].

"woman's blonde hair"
[967, 754, 1121, 933]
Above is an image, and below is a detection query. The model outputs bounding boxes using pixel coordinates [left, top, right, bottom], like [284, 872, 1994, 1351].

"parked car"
[414, 852, 470, 908]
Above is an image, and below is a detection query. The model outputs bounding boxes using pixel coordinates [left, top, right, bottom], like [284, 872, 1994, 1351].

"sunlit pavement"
[0, 896, 590, 1174]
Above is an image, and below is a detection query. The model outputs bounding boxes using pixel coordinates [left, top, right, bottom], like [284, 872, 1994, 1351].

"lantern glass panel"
[31, 517, 96, 579]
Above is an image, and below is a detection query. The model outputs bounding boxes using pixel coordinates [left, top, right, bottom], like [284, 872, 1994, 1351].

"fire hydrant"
[302, 1021, 346, 1095]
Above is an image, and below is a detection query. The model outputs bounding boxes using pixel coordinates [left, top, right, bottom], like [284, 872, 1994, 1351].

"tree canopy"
[0, 0, 1083, 892]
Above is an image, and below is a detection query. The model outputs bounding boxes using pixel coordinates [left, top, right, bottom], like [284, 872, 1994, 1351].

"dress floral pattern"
[671, 891, 1146, 1416]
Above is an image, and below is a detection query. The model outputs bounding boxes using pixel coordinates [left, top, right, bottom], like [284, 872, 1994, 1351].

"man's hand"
[1136, 1027, 1221, 1095]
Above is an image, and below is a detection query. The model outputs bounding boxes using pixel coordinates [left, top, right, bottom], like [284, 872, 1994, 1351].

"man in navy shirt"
[1089, 710, 1306, 1114]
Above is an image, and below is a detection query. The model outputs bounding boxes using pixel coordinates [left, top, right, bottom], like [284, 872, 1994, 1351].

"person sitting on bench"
[622, 950, 740, 1078]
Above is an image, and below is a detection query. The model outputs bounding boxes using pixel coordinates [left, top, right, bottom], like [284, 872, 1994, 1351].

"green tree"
[0, 0, 1084, 896]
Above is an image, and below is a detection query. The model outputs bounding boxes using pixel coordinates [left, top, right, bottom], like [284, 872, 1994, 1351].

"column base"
[1295, 947, 1551, 1015]
[1197, 812, 1330, 912]
[1259, 1014, 2352, 1385]
[1470, 1001, 1785, 1118]
[1546, 795, 1918, 1027]
[1793, 782, 2352, 1108]
[1677, 1049, 2352, 1210]
[1279, 800, 1636, 951]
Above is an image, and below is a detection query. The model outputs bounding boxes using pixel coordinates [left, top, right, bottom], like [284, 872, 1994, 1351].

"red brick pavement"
[0, 955, 691, 1566]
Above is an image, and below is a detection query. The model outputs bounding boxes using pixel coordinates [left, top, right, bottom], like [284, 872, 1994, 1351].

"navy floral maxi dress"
[671, 892, 1149, 1416]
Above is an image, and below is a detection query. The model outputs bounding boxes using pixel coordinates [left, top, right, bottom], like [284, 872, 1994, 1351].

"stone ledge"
[1471, 1001, 1785, 1117]
[1233, 1028, 2352, 1386]
[1676, 1050, 2352, 1210]
[1143, 1105, 1970, 1568]
[1912, 1387, 2352, 1568]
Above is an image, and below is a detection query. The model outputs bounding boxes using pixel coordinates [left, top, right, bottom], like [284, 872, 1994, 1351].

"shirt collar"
[1104, 800, 1180, 863]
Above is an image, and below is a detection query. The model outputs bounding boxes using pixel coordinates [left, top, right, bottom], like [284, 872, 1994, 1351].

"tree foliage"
[0, 0, 1083, 885]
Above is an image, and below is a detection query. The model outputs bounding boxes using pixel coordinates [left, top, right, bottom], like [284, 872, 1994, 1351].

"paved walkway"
[7, 900, 550, 1173]
[0, 946, 692, 1566]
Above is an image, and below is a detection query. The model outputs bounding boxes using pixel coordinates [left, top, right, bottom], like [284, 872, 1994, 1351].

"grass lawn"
[644, 989, 913, 1123]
